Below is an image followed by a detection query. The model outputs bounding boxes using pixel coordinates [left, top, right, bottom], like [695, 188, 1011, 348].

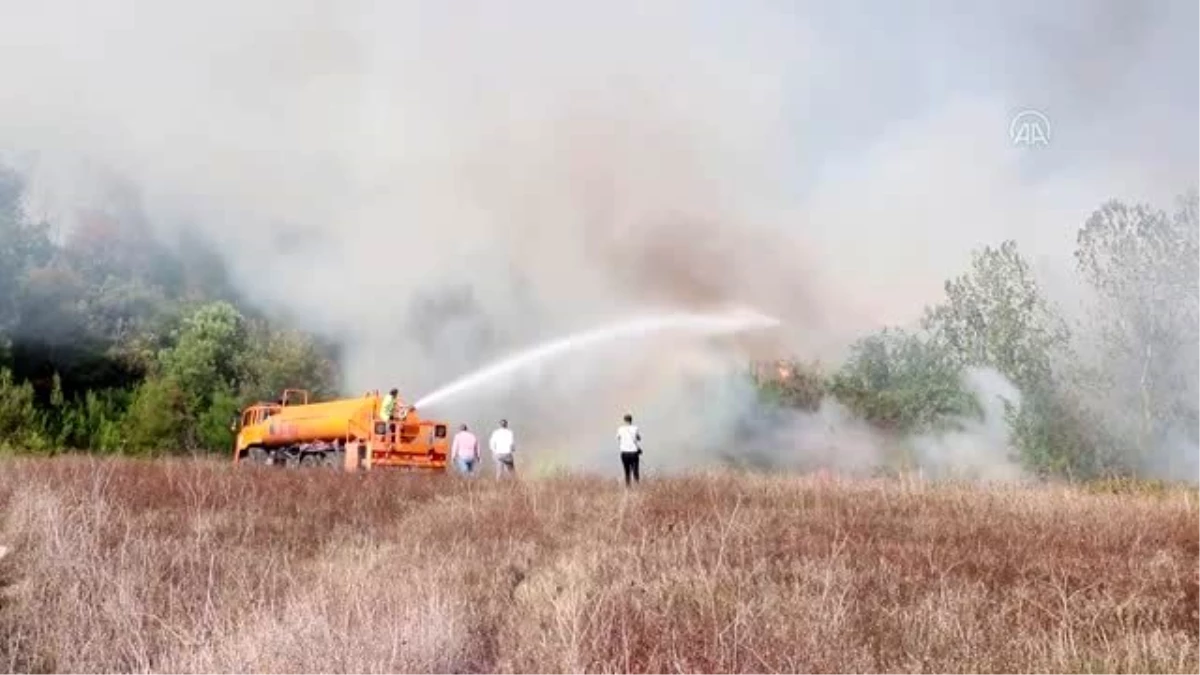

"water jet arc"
[412, 308, 780, 410]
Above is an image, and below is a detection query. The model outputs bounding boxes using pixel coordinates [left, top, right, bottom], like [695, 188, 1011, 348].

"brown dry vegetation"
[0, 456, 1195, 673]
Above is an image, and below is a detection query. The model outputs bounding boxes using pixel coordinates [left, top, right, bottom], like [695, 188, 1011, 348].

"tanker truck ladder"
[342, 414, 374, 472]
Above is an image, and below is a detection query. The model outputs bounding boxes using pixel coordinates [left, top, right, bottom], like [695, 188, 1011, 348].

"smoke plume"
[0, 1, 1195, 475]
[689, 365, 1027, 481]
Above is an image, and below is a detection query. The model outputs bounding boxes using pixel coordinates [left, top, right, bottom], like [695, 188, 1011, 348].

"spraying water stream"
[412, 308, 780, 410]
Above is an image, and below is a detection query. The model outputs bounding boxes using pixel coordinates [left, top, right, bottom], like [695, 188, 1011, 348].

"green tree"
[0, 368, 43, 450]
[197, 385, 240, 452]
[160, 301, 246, 410]
[1074, 191, 1199, 472]
[122, 375, 188, 453]
[920, 241, 1096, 475]
[238, 319, 338, 403]
[829, 329, 975, 433]
[923, 240, 1069, 392]
[151, 301, 247, 450]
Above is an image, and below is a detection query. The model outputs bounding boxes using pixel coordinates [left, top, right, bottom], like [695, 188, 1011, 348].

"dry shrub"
[0, 457, 1195, 673]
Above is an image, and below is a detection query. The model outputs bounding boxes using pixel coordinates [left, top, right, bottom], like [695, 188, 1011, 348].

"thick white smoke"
[0, 1, 1194, 474]
[911, 367, 1026, 482]
[681, 364, 1027, 481]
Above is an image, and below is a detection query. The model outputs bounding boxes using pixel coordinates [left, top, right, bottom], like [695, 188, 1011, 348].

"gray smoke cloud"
[710, 365, 1027, 481]
[910, 367, 1026, 482]
[0, 0, 1195, 474]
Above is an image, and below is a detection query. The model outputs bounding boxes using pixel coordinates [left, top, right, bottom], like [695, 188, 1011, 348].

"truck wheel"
[247, 446, 268, 465]
[300, 453, 324, 468]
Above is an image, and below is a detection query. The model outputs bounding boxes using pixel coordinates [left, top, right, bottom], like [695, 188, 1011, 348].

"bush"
[0, 368, 45, 451]
[122, 376, 188, 453]
[755, 359, 825, 410]
[827, 329, 976, 433]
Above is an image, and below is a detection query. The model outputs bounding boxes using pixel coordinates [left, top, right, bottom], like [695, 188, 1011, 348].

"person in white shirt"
[489, 418, 516, 478]
[616, 413, 642, 486]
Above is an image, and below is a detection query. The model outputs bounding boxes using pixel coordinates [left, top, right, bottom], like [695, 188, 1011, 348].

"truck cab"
[231, 389, 309, 465]
[232, 402, 280, 455]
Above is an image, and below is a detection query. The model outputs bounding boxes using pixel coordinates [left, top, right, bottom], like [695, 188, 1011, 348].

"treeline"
[1, 162, 1196, 478]
[0, 167, 338, 454]
[758, 190, 1199, 479]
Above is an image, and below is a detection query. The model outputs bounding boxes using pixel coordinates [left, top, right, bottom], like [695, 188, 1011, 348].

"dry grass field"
[0, 456, 1195, 673]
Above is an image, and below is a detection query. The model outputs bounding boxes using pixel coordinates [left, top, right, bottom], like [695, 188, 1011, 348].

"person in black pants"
[616, 413, 642, 486]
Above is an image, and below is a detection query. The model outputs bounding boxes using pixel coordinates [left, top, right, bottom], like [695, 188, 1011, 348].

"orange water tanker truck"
[231, 388, 450, 472]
